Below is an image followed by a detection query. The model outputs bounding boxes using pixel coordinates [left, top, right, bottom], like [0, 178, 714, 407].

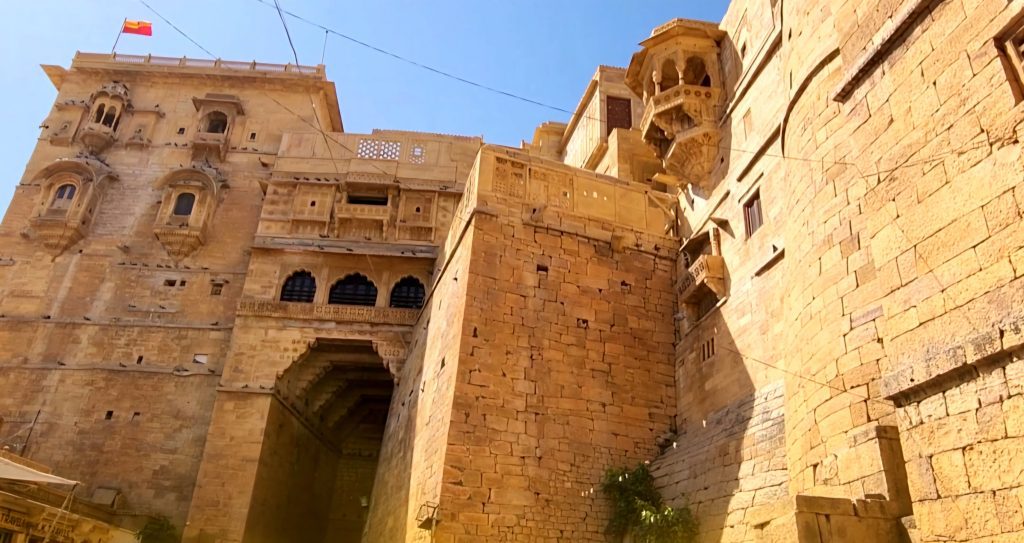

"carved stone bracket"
[372, 340, 408, 382]
[153, 226, 206, 261]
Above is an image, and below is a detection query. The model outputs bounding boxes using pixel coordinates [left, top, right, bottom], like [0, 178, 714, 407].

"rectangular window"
[606, 96, 632, 135]
[743, 190, 764, 237]
[347, 193, 389, 206]
[210, 283, 223, 295]
[192, 354, 208, 364]
[999, 20, 1024, 103]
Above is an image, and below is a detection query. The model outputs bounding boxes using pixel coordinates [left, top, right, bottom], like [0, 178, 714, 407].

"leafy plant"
[601, 463, 698, 543]
[137, 516, 179, 543]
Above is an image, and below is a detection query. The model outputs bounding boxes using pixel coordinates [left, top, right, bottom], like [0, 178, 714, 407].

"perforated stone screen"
[356, 139, 402, 160]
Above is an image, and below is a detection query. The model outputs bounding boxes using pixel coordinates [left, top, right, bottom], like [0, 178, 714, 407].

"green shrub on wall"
[601, 463, 698, 543]
[137, 516, 179, 543]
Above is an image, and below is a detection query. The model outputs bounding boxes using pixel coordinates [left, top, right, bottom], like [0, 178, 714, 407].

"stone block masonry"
[365, 147, 679, 542]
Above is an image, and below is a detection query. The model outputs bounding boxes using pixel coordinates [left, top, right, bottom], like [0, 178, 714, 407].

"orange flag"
[122, 20, 153, 36]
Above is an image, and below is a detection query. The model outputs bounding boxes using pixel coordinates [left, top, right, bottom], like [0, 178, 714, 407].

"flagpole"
[111, 17, 126, 55]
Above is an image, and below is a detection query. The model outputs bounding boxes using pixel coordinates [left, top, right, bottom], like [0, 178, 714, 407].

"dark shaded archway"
[243, 340, 395, 543]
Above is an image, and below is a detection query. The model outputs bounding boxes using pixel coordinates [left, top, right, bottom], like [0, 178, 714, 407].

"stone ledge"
[881, 312, 1024, 405]
[830, 0, 943, 102]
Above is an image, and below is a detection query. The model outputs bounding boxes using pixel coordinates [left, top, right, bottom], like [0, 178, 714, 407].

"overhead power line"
[250, 0, 577, 116]
[137, 0, 217, 58]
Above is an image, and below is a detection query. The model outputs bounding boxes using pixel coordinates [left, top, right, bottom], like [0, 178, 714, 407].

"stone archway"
[242, 339, 401, 543]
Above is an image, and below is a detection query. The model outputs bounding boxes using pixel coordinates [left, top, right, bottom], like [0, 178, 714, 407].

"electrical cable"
[137, 0, 217, 58]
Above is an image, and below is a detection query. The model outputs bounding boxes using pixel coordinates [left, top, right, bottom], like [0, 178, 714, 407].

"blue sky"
[0, 1, 728, 217]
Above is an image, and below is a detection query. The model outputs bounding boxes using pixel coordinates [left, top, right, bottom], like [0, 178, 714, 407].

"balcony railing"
[640, 84, 721, 137]
[678, 254, 726, 303]
[74, 52, 325, 76]
[237, 298, 418, 325]
[337, 203, 390, 220]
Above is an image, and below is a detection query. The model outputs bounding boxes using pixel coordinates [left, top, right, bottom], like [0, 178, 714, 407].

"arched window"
[102, 106, 118, 128]
[660, 59, 679, 91]
[172, 192, 196, 216]
[280, 271, 316, 303]
[683, 56, 710, 87]
[328, 273, 377, 306]
[93, 104, 106, 124]
[51, 183, 77, 209]
[389, 276, 425, 309]
[203, 112, 228, 134]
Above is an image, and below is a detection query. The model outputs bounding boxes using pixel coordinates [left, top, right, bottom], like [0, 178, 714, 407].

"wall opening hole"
[536, 264, 548, 273]
[211, 284, 223, 295]
[249, 132, 257, 141]
[163, 279, 177, 287]
[192, 354, 209, 365]
[177, 127, 185, 135]
[136, 355, 144, 365]
[104, 411, 114, 420]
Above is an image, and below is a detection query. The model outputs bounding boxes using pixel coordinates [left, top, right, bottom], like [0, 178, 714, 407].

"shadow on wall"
[651, 33, 790, 540]
[651, 309, 786, 543]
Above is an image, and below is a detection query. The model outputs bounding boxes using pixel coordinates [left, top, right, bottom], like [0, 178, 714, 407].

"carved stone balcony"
[28, 215, 85, 255]
[154, 224, 206, 261]
[337, 203, 390, 221]
[678, 254, 726, 303]
[78, 123, 116, 154]
[192, 131, 227, 160]
[640, 85, 722, 188]
[237, 298, 419, 326]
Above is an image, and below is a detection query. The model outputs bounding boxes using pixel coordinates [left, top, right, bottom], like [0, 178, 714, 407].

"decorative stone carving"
[78, 82, 131, 154]
[152, 165, 225, 261]
[625, 19, 726, 189]
[25, 156, 117, 255]
[372, 340, 408, 381]
[236, 298, 419, 326]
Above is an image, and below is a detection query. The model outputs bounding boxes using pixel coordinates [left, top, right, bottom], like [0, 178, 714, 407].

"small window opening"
[102, 106, 117, 128]
[329, 273, 378, 306]
[210, 284, 223, 295]
[606, 96, 632, 135]
[172, 192, 196, 217]
[682, 56, 709, 86]
[249, 132, 257, 141]
[192, 354, 208, 364]
[280, 271, 316, 303]
[51, 183, 77, 210]
[347, 193, 389, 206]
[94, 103, 106, 124]
[136, 355, 144, 364]
[309, 200, 316, 207]
[999, 21, 1024, 103]
[177, 127, 186, 135]
[743, 190, 764, 237]
[660, 58, 679, 91]
[202, 111, 228, 134]
[104, 411, 114, 420]
[536, 264, 549, 273]
[164, 279, 177, 287]
[414, 206, 421, 213]
[699, 337, 716, 361]
[179, 280, 187, 287]
[131, 412, 141, 421]
[388, 276, 425, 309]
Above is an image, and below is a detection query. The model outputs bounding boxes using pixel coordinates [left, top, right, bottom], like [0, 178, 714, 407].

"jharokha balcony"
[678, 253, 726, 304]
[625, 19, 725, 189]
[236, 298, 419, 326]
